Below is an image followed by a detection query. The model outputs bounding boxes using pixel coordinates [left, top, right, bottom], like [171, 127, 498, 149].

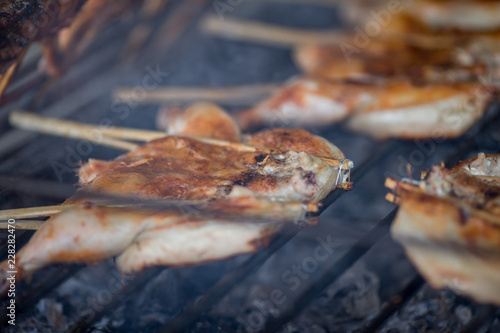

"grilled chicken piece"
[294, 39, 498, 84]
[235, 78, 492, 139]
[76, 129, 346, 204]
[346, 81, 492, 140]
[15, 205, 279, 276]
[387, 153, 500, 305]
[3, 104, 350, 281]
[235, 78, 364, 130]
[157, 102, 241, 142]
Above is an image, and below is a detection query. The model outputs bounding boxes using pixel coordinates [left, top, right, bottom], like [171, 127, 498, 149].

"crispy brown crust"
[388, 154, 500, 304]
[245, 128, 345, 160]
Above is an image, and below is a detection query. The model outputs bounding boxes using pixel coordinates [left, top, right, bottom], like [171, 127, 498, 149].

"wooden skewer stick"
[0, 63, 19, 100]
[10, 111, 141, 151]
[385, 193, 400, 205]
[385, 177, 422, 193]
[10, 111, 352, 169]
[0, 205, 64, 220]
[200, 15, 344, 46]
[201, 15, 456, 50]
[0, 220, 45, 230]
[384, 177, 399, 191]
[113, 84, 280, 104]
[0, 42, 31, 99]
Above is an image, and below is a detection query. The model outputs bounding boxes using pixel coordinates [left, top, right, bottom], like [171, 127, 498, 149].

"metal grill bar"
[262, 208, 398, 332]
[68, 267, 165, 333]
[357, 274, 425, 333]
[159, 227, 300, 333]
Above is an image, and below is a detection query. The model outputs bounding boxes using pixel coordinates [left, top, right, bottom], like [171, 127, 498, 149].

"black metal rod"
[67, 267, 164, 333]
[262, 208, 398, 332]
[357, 274, 425, 333]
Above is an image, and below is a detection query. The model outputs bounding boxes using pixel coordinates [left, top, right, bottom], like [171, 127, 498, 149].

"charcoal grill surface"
[0, 1, 499, 332]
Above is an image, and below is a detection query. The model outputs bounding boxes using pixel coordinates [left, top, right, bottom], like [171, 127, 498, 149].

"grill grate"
[0, 1, 499, 332]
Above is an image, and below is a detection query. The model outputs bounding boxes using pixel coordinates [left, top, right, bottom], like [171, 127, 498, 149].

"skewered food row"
[192, 1, 499, 140]
[294, 36, 500, 84]
[0, 103, 352, 289]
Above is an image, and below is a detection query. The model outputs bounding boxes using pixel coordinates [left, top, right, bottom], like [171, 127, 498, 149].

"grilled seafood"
[387, 153, 500, 305]
[1, 103, 352, 282]
[235, 78, 492, 139]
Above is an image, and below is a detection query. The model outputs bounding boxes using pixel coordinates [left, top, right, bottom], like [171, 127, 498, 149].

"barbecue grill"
[1, 1, 499, 332]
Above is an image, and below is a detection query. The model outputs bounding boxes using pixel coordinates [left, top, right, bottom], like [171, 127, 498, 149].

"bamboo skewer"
[200, 15, 456, 50]
[0, 220, 45, 230]
[0, 63, 19, 99]
[0, 205, 64, 220]
[10, 111, 141, 151]
[10, 111, 353, 169]
[201, 15, 344, 46]
[113, 84, 280, 104]
[0, 42, 31, 99]
[11, 111, 164, 142]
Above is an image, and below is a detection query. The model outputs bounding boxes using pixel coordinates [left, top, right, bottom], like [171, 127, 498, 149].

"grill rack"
[0, 1, 499, 332]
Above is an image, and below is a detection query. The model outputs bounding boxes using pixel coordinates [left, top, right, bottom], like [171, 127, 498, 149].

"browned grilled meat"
[0, 103, 352, 282]
[387, 153, 500, 305]
[0, 1, 42, 72]
[0, 0, 87, 74]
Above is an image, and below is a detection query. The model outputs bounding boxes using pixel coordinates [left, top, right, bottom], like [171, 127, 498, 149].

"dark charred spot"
[233, 172, 255, 187]
[458, 208, 470, 226]
[254, 154, 267, 163]
[303, 171, 316, 186]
